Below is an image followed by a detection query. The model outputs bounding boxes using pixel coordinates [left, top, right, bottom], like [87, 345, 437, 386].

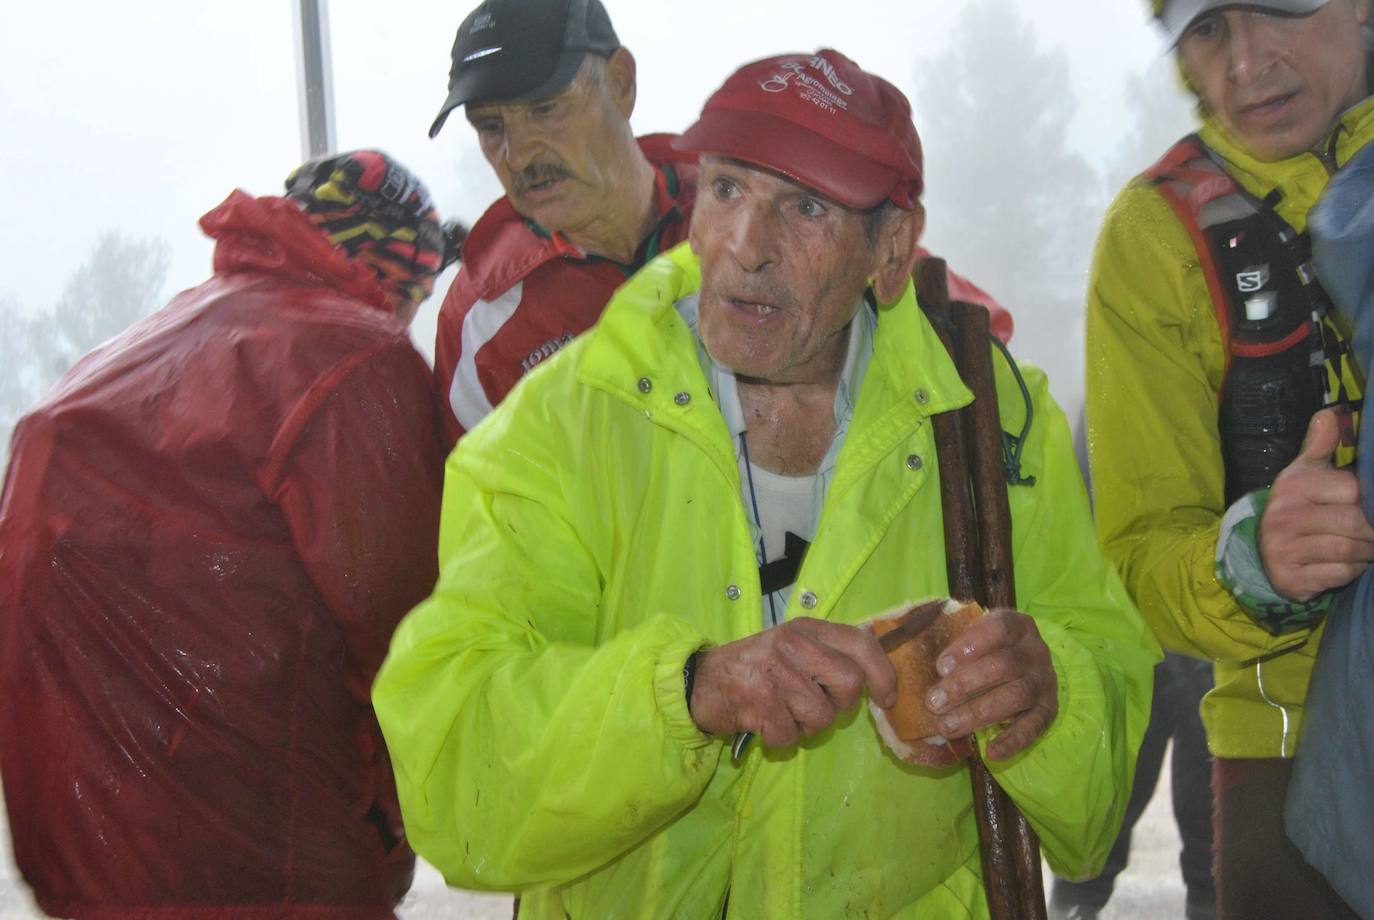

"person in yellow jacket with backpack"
[1086, 1, 1374, 917]
[374, 48, 1157, 919]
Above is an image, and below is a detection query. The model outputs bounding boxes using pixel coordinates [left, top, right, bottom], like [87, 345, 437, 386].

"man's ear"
[872, 204, 925, 303]
[606, 48, 638, 119]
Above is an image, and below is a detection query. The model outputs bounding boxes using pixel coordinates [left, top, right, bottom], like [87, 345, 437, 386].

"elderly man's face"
[689, 157, 889, 385]
[466, 52, 636, 233]
[1177, 0, 1371, 161]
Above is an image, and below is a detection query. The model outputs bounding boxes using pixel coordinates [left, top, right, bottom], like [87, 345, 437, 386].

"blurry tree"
[911, 0, 1106, 417]
[41, 230, 171, 385]
[1104, 57, 1197, 193]
[0, 297, 43, 453]
[2, 231, 168, 456]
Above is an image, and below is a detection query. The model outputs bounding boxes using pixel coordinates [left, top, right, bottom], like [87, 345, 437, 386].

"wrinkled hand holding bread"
[868, 599, 985, 767]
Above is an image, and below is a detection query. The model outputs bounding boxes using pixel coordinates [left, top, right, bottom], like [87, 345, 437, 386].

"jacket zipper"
[1315, 123, 1345, 175]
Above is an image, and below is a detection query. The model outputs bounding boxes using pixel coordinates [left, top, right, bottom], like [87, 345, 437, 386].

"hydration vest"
[1146, 135, 1361, 505]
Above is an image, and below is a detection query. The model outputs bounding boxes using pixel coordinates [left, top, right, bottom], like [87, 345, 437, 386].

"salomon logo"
[1236, 266, 1270, 293]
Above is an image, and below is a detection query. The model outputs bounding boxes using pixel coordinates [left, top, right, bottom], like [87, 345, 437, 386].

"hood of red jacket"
[199, 189, 392, 314]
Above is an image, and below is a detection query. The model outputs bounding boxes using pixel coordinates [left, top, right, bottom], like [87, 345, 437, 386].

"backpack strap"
[1145, 134, 1256, 380]
[1147, 134, 1361, 497]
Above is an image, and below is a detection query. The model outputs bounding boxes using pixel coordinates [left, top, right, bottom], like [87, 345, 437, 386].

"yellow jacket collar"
[1199, 95, 1374, 232]
[577, 242, 972, 422]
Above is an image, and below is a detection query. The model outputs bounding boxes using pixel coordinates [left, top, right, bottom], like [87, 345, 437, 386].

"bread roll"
[868, 598, 984, 767]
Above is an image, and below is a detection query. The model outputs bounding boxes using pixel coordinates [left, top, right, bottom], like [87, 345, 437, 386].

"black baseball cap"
[429, 0, 621, 138]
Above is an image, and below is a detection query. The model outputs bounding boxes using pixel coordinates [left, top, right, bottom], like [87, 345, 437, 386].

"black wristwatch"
[683, 651, 703, 716]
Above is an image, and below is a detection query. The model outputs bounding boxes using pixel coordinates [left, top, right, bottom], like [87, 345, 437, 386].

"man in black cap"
[428, 0, 699, 445]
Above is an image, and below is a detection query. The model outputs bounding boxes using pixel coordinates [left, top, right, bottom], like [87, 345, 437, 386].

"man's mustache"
[513, 163, 572, 195]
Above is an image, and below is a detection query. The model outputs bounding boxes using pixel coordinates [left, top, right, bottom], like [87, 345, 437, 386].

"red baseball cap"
[676, 49, 924, 210]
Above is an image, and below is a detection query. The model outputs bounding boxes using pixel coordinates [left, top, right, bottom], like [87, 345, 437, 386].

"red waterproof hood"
[200, 190, 392, 314]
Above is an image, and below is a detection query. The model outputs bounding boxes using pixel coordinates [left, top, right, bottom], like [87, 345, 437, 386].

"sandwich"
[867, 598, 985, 767]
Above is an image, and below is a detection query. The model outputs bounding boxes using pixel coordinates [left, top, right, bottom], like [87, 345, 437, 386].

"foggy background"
[0, 2, 1202, 915]
[0, 0, 1196, 453]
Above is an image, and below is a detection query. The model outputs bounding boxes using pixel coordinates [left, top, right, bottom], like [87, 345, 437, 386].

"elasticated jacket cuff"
[655, 636, 718, 749]
[1216, 488, 1332, 635]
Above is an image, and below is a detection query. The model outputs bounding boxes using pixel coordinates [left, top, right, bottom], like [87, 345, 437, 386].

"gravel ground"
[0, 749, 1191, 919]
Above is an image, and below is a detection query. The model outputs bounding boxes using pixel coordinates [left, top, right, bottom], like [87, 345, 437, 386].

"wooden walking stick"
[954, 300, 1048, 920]
[915, 258, 1047, 920]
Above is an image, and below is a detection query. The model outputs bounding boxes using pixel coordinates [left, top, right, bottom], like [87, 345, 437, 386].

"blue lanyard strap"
[739, 432, 782, 627]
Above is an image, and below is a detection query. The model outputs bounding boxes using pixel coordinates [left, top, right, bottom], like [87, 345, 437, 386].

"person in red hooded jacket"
[0, 150, 459, 919]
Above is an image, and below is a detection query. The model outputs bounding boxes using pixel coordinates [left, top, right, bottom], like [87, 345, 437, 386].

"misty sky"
[0, 0, 1182, 414]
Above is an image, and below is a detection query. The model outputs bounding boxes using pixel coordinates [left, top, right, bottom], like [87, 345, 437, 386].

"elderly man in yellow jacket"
[1086, 1, 1374, 917]
[376, 48, 1157, 919]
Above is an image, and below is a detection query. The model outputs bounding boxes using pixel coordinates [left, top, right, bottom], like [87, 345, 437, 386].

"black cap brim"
[429, 46, 588, 138]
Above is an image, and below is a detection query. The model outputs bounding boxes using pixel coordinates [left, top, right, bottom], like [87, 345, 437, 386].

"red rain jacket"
[0, 191, 445, 919]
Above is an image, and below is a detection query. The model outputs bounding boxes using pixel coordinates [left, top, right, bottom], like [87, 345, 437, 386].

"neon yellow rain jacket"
[1087, 98, 1374, 759]
[375, 245, 1157, 918]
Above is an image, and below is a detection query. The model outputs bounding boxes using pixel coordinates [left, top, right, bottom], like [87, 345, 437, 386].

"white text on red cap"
[760, 56, 854, 116]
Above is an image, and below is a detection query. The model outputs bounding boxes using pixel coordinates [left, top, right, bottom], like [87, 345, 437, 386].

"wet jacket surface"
[0, 191, 446, 918]
[1086, 97, 1374, 758]
[375, 244, 1157, 919]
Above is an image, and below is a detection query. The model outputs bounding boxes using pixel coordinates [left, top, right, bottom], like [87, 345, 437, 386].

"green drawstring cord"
[990, 335, 1037, 487]
[918, 303, 1038, 487]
